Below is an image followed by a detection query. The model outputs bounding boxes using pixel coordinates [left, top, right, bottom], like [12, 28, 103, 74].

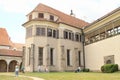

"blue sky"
[0, 0, 120, 43]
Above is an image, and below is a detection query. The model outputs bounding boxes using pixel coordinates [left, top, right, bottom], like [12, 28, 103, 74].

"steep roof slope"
[0, 28, 13, 46]
[29, 3, 89, 28]
[0, 28, 24, 49]
[0, 28, 24, 57]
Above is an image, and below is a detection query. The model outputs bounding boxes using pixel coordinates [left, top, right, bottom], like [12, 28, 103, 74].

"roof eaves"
[22, 19, 59, 26]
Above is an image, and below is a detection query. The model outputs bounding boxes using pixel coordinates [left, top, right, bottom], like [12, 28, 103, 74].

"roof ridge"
[26, 3, 89, 28]
[34, 3, 88, 22]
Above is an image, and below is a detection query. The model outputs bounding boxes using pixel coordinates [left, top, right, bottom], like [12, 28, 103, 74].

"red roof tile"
[13, 43, 24, 51]
[0, 49, 22, 57]
[0, 28, 13, 46]
[27, 3, 89, 28]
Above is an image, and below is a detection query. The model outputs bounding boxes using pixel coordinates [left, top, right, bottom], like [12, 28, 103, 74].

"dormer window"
[50, 15, 54, 21]
[38, 13, 44, 18]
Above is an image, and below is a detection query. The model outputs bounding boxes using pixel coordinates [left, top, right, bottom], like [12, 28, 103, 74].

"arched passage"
[9, 60, 17, 72]
[0, 60, 7, 72]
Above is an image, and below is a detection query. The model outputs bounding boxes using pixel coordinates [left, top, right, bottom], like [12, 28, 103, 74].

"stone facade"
[23, 4, 120, 72]
[23, 3, 88, 72]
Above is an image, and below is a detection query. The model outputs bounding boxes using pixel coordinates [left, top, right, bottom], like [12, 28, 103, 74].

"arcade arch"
[0, 60, 7, 72]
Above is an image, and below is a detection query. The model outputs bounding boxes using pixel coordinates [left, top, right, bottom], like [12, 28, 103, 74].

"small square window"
[38, 13, 44, 18]
[50, 15, 54, 21]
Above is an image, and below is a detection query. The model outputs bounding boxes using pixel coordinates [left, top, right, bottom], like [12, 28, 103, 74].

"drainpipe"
[80, 28, 86, 69]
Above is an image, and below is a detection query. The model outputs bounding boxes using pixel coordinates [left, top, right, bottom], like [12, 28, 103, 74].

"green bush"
[82, 68, 90, 72]
[101, 64, 118, 73]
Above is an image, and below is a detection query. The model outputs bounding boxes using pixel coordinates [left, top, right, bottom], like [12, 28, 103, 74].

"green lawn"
[23, 72, 120, 80]
[0, 75, 33, 80]
[1, 72, 120, 80]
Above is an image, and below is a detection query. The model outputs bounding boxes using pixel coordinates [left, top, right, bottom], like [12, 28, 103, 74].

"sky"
[0, 0, 120, 43]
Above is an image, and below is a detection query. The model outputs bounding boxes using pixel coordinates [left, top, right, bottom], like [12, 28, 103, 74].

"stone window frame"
[38, 13, 44, 18]
[64, 29, 74, 41]
[50, 15, 54, 21]
[104, 55, 115, 64]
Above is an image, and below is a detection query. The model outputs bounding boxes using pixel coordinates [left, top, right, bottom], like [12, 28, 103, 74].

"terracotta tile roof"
[28, 3, 89, 28]
[0, 49, 22, 57]
[13, 43, 24, 51]
[0, 28, 13, 46]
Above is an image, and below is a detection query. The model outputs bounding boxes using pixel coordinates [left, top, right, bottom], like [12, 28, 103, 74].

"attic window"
[38, 13, 44, 18]
[50, 15, 54, 21]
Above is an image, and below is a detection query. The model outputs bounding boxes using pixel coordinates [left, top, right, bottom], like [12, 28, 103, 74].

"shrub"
[101, 64, 118, 73]
[82, 68, 90, 72]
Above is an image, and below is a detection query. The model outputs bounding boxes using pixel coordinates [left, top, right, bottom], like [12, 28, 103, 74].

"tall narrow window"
[69, 32, 72, 40]
[50, 15, 54, 21]
[53, 30, 56, 38]
[67, 49, 70, 66]
[64, 31, 68, 39]
[78, 51, 81, 66]
[75, 33, 79, 41]
[38, 47, 43, 65]
[47, 28, 52, 37]
[38, 13, 44, 18]
[72, 33, 74, 41]
[50, 48, 54, 66]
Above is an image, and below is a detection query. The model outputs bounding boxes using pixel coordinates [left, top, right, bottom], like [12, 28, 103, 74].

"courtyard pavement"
[0, 73, 44, 80]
